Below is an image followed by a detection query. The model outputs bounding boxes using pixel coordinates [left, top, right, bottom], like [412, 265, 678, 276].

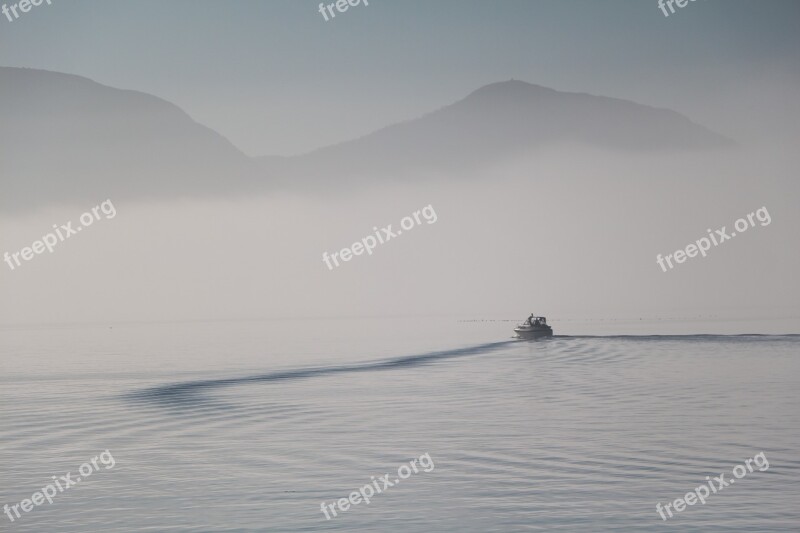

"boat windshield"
[523, 316, 548, 326]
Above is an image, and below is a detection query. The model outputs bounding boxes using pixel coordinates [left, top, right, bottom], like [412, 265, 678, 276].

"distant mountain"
[0, 67, 262, 212]
[0, 71, 732, 212]
[257, 80, 732, 182]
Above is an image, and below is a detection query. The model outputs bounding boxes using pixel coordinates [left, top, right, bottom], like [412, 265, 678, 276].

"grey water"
[1, 317, 799, 532]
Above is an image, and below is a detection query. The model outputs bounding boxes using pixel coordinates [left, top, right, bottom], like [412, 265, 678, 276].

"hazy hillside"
[0, 67, 263, 212]
[258, 80, 732, 183]
[0, 71, 732, 212]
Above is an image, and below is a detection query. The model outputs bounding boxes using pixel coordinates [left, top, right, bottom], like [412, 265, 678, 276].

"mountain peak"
[470, 79, 557, 94]
[463, 80, 561, 102]
[260, 78, 732, 183]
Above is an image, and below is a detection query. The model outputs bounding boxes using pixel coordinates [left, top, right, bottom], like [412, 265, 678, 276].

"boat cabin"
[526, 315, 548, 326]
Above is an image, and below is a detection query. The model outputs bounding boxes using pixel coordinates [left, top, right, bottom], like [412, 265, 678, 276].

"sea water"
[1, 317, 798, 531]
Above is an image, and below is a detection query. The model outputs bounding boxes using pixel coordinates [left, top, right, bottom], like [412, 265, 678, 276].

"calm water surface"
[1, 318, 798, 531]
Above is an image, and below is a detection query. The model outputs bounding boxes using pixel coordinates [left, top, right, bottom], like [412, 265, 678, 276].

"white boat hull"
[513, 325, 553, 338]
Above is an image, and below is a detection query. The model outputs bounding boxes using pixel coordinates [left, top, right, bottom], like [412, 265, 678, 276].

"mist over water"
[2, 143, 798, 325]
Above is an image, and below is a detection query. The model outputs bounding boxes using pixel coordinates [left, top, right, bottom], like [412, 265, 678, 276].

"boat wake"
[126, 334, 798, 410]
[127, 340, 515, 408]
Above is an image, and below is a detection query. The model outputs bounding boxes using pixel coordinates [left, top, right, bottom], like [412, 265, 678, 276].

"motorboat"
[513, 315, 553, 338]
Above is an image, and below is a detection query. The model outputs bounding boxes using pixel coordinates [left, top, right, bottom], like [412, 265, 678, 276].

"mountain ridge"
[256, 80, 733, 172]
[0, 69, 732, 211]
[0, 67, 262, 212]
